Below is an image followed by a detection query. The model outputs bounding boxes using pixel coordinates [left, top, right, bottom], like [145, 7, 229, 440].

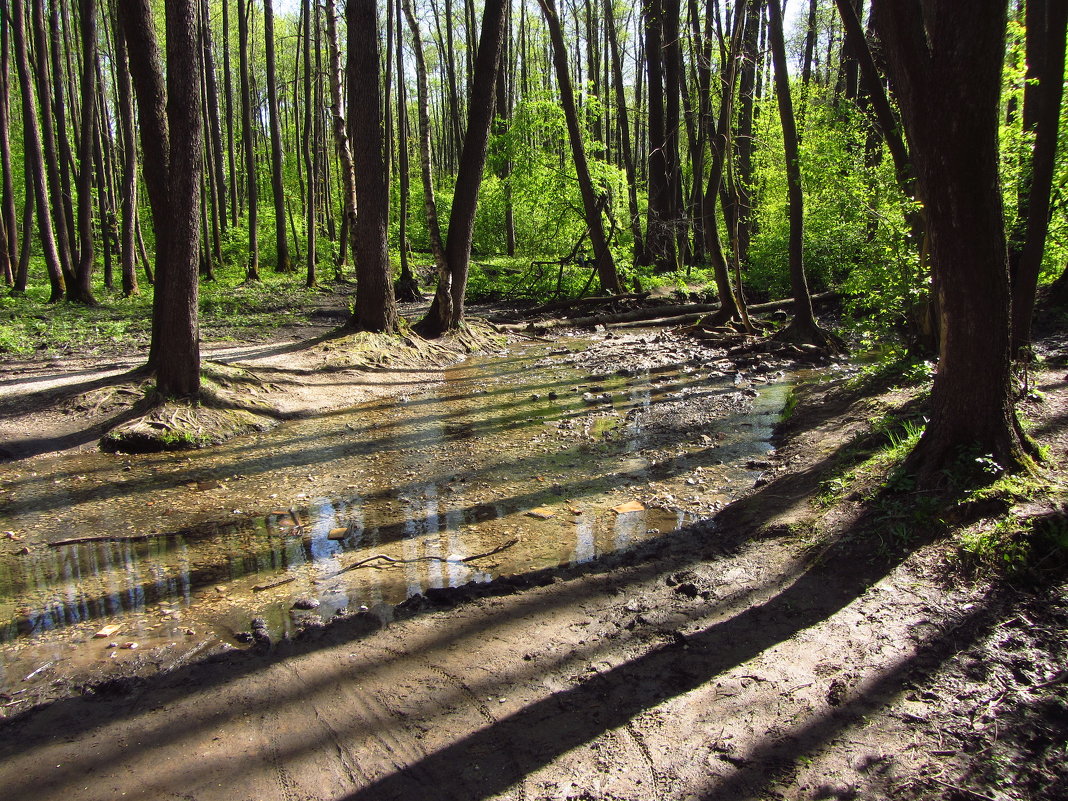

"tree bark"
[872, 0, 1037, 482]
[346, 0, 399, 332]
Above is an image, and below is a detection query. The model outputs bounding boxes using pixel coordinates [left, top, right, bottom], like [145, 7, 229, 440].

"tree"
[1008, 0, 1068, 357]
[70, 0, 101, 305]
[239, 0, 259, 281]
[347, 0, 399, 332]
[871, 0, 1038, 481]
[768, 0, 835, 347]
[415, 0, 510, 336]
[118, 0, 203, 397]
[264, 0, 293, 273]
[536, 0, 621, 298]
[10, 0, 65, 302]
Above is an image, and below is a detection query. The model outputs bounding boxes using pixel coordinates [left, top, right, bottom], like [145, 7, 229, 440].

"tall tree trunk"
[239, 0, 259, 280]
[416, 0, 511, 336]
[31, 0, 75, 289]
[324, 0, 356, 280]
[1009, 0, 1067, 357]
[302, 0, 317, 286]
[200, 0, 227, 234]
[872, 0, 1037, 482]
[644, 0, 676, 270]
[222, 0, 238, 225]
[605, 0, 645, 265]
[394, 0, 421, 299]
[0, 7, 16, 286]
[15, 144, 33, 292]
[402, 0, 449, 315]
[114, 13, 139, 296]
[70, 0, 100, 305]
[702, 0, 748, 326]
[346, 0, 398, 332]
[768, 0, 829, 346]
[11, 0, 65, 301]
[263, 0, 291, 272]
[538, 0, 621, 296]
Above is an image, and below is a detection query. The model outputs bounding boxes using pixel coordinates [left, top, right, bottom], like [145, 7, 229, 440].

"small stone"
[292, 597, 321, 610]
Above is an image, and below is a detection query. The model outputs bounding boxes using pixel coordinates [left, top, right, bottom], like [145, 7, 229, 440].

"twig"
[252, 576, 297, 592]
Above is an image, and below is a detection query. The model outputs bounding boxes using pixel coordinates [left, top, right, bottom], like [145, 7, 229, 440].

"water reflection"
[0, 336, 793, 694]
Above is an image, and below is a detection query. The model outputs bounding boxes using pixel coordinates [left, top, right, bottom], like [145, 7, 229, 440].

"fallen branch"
[333, 537, 520, 576]
[252, 576, 298, 592]
[49, 532, 180, 547]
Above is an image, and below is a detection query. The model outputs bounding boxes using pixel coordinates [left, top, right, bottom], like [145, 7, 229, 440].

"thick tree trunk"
[346, 0, 398, 333]
[1009, 0, 1067, 357]
[156, 0, 203, 396]
[872, 0, 1036, 482]
[11, 0, 65, 302]
[537, 0, 621, 298]
[263, 0, 292, 273]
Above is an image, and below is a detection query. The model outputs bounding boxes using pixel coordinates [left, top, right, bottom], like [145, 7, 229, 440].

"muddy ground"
[0, 300, 1066, 801]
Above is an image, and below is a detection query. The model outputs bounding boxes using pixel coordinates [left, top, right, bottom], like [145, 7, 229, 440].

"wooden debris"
[612, 501, 645, 514]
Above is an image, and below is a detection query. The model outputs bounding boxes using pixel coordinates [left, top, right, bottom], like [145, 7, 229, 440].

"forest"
[0, 0, 1067, 800]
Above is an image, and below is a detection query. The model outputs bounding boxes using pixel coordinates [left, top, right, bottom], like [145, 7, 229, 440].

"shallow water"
[0, 335, 791, 695]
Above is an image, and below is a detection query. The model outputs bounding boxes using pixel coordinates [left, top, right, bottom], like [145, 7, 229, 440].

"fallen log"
[499, 292, 840, 332]
[490, 291, 650, 321]
[606, 292, 840, 330]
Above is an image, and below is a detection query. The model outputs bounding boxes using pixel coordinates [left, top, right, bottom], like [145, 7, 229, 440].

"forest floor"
[0, 288, 1066, 800]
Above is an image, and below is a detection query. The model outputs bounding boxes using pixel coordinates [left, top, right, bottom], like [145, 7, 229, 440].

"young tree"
[118, 0, 203, 397]
[872, 0, 1038, 481]
[347, 0, 399, 332]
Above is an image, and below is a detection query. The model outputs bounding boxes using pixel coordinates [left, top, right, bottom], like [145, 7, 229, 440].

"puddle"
[0, 334, 795, 696]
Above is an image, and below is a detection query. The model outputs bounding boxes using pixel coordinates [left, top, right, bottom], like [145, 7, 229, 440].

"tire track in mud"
[281, 655, 436, 793]
[379, 645, 528, 801]
[624, 720, 664, 799]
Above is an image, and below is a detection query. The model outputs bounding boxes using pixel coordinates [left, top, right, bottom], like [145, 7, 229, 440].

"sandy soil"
[0, 320, 1065, 801]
